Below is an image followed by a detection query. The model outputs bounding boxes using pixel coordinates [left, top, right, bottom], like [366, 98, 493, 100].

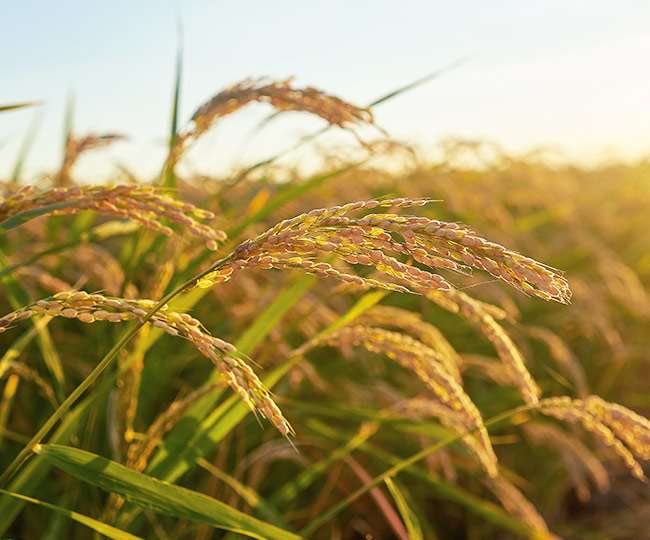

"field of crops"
[1, 74, 649, 540]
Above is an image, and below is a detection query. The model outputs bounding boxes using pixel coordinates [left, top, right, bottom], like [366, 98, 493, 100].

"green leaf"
[0, 102, 40, 113]
[0, 488, 141, 539]
[197, 457, 287, 527]
[0, 387, 104, 533]
[0, 200, 83, 232]
[234, 274, 317, 355]
[271, 422, 378, 507]
[36, 444, 301, 540]
[161, 22, 183, 189]
[384, 478, 424, 540]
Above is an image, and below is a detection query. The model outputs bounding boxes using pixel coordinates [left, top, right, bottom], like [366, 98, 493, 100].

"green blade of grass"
[270, 422, 379, 507]
[0, 386, 102, 534]
[300, 404, 541, 538]
[160, 21, 183, 189]
[0, 102, 40, 113]
[36, 444, 301, 540]
[0, 374, 20, 450]
[0, 488, 142, 540]
[384, 477, 424, 540]
[197, 457, 287, 527]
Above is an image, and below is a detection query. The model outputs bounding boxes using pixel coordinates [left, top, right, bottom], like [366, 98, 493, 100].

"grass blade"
[0, 488, 142, 540]
[300, 404, 539, 537]
[161, 20, 183, 189]
[36, 444, 301, 540]
[384, 477, 424, 540]
[0, 102, 40, 113]
[197, 457, 287, 526]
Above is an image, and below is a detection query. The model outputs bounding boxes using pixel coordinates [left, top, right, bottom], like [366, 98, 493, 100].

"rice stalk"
[58, 133, 125, 186]
[196, 198, 571, 308]
[428, 288, 541, 404]
[539, 396, 650, 480]
[0, 185, 226, 250]
[0, 291, 292, 437]
[360, 305, 463, 382]
[483, 475, 557, 538]
[309, 325, 498, 477]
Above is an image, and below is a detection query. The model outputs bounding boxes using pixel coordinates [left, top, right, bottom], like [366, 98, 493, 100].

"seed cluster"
[195, 198, 571, 310]
[189, 77, 374, 135]
[361, 305, 463, 383]
[428, 289, 541, 405]
[0, 291, 291, 437]
[59, 133, 124, 185]
[313, 324, 498, 477]
[168, 77, 377, 168]
[0, 185, 226, 250]
[539, 396, 650, 480]
[395, 397, 498, 477]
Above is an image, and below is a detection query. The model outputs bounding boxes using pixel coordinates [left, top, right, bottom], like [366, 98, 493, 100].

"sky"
[2, 1, 650, 180]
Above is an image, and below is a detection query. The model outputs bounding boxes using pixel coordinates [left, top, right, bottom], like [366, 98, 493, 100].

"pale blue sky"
[2, 1, 650, 180]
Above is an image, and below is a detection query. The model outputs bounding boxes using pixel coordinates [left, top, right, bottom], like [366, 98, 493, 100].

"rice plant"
[1, 72, 649, 540]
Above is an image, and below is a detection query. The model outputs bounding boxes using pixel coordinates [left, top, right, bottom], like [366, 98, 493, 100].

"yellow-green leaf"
[36, 444, 301, 540]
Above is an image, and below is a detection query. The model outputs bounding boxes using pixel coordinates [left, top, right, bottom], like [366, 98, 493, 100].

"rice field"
[1, 71, 649, 540]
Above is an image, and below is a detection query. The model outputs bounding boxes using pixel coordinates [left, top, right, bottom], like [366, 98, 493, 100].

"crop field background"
[2, 3, 650, 540]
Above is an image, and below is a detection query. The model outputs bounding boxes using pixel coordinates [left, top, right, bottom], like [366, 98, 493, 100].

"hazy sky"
[2, 1, 650, 180]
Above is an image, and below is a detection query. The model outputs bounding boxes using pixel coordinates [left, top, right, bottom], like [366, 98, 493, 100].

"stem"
[299, 403, 537, 537]
[0, 255, 232, 487]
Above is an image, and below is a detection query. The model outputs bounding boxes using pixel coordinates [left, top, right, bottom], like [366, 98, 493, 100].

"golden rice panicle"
[347, 211, 571, 303]
[484, 476, 557, 538]
[0, 185, 226, 250]
[189, 77, 374, 134]
[396, 397, 498, 477]
[169, 77, 377, 166]
[428, 289, 541, 405]
[59, 133, 125, 185]
[315, 325, 498, 477]
[539, 396, 647, 481]
[198, 197, 569, 304]
[361, 305, 462, 383]
[524, 422, 610, 501]
[0, 291, 292, 437]
[584, 396, 650, 460]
